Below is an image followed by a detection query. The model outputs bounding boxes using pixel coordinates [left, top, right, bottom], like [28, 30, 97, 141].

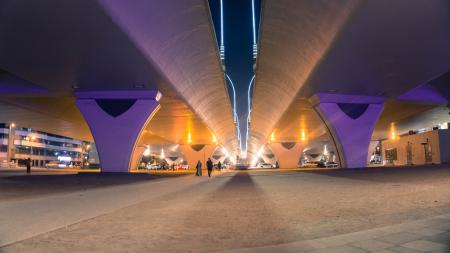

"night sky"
[208, 0, 261, 151]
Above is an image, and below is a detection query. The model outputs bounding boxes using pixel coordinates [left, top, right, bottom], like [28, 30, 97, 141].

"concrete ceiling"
[250, 0, 450, 156]
[271, 98, 327, 143]
[0, 0, 237, 151]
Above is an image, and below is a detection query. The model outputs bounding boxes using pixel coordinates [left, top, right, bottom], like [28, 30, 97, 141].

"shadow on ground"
[179, 172, 298, 252]
[0, 172, 185, 201]
[295, 165, 450, 183]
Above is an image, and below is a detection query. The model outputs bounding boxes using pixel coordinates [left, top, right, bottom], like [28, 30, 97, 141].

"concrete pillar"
[6, 123, 16, 162]
[76, 90, 160, 173]
[179, 144, 215, 170]
[310, 93, 385, 168]
[269, 142, 305, 168]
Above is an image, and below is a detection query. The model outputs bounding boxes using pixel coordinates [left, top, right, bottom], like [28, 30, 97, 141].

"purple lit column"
[311, 93, 385, 168]
[76, 90, 161, 173]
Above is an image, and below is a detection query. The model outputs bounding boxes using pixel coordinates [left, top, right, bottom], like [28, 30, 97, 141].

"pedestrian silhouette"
[26, 157, 31, 174]
[196, 160, 202, 176]
[217, 161, 222, 171]
[207, 158, 213, 177]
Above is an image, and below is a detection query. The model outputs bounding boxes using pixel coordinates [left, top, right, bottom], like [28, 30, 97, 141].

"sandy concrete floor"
[0, 171, 188, 201]
[2, 166, 450, 252]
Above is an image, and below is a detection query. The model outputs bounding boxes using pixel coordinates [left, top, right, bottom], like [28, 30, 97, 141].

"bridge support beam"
[269, 142, 305, 168]
[311, 93, 385, 168]
[76, 90, 160, 173]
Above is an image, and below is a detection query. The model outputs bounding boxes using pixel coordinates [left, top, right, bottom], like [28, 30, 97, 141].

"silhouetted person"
[275, 161, 279, 168]
[26, 158, 31, 174]
[196, 160, 202, 176]
[207, 158, 213, 177]
[217, 161, 222, 171]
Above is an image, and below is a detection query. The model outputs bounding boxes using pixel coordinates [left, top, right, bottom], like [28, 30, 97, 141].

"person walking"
[26, 157, 31, 174]
[196, 160, 202, 176]
[217, 161, 222, 171]
[207, 158, 213, 178]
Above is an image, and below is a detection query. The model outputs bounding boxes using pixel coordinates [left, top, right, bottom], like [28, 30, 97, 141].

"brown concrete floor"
[0, 170, 188, 201]
[2, 166, 450, 252]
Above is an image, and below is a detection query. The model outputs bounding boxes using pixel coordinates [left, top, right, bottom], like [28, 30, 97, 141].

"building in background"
[381, 123, 450, 166]
[0, 123, 98, 168]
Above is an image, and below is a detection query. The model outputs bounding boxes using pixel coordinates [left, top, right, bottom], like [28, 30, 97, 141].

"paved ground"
[0, 166, 449, 252]
[0, 168, 189, 201]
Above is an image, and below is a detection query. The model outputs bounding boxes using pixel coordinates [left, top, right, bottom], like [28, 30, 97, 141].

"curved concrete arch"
[248, 0, 359, 157]
[250, 0, 450, 162]
[98, 0, 238, 154]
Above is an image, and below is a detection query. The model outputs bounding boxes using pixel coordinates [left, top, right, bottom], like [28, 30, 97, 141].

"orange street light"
[300, 129, 307, 141]
[187, 132, 192, 143]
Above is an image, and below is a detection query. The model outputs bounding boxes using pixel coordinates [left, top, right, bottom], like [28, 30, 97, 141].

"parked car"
[46, 161, 67, 168]
[327, 162, 338, 168]
[67, 161, 81, 168]
[257, 162, 275, 168]
[300, 161, 319, 168]
[318, 161, 338, 168]
[147, 163, 161, 170]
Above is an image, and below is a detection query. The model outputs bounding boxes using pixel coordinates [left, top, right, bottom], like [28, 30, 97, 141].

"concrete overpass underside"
[249, 0, 450, 168]
[0, 0, 237, 172]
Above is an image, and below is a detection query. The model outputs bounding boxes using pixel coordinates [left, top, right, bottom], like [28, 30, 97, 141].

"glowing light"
[212, 134, 218, 145]
[270, 131, 275, 142]
[244, 75, 255, 153]
[257, 147, 264, 157]
[58, 156, 71, 162]
[323, 145, 328, 156]
[390, 123, 397, 140]
[187, 132, 192, 143]
[160, 148, 165, 159]
[251, 0, 257, 59]
[225, 74, 238, 123]
[155, 91, 162, 102]
[222, 147, 229, 157]
[220, 0, 224, 46]
[225, 74, 242, 152]
[10, 123, 15, 128]
[143, 145, 151, 157]
[300, 129, 306, 141]
[251, 0, 256, 45]
[219, 0, 225, 60]
[86, 144, 91, 150]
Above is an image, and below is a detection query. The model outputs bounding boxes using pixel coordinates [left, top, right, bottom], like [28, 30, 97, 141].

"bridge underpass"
[0, 0, 237, 172]
[0, 1, 449, 252]
[248, 0, 450, 169]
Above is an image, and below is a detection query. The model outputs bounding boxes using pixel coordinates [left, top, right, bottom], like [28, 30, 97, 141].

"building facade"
[0, 123, 94, 167]
[381, 127, 450, 166]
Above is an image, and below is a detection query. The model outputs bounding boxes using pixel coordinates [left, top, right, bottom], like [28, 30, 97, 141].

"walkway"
[1, 166, 449, 252]
[221, 213, 450, 252]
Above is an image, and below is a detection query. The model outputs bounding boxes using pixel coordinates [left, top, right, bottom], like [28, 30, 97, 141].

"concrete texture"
[1, 166, 450, 252]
